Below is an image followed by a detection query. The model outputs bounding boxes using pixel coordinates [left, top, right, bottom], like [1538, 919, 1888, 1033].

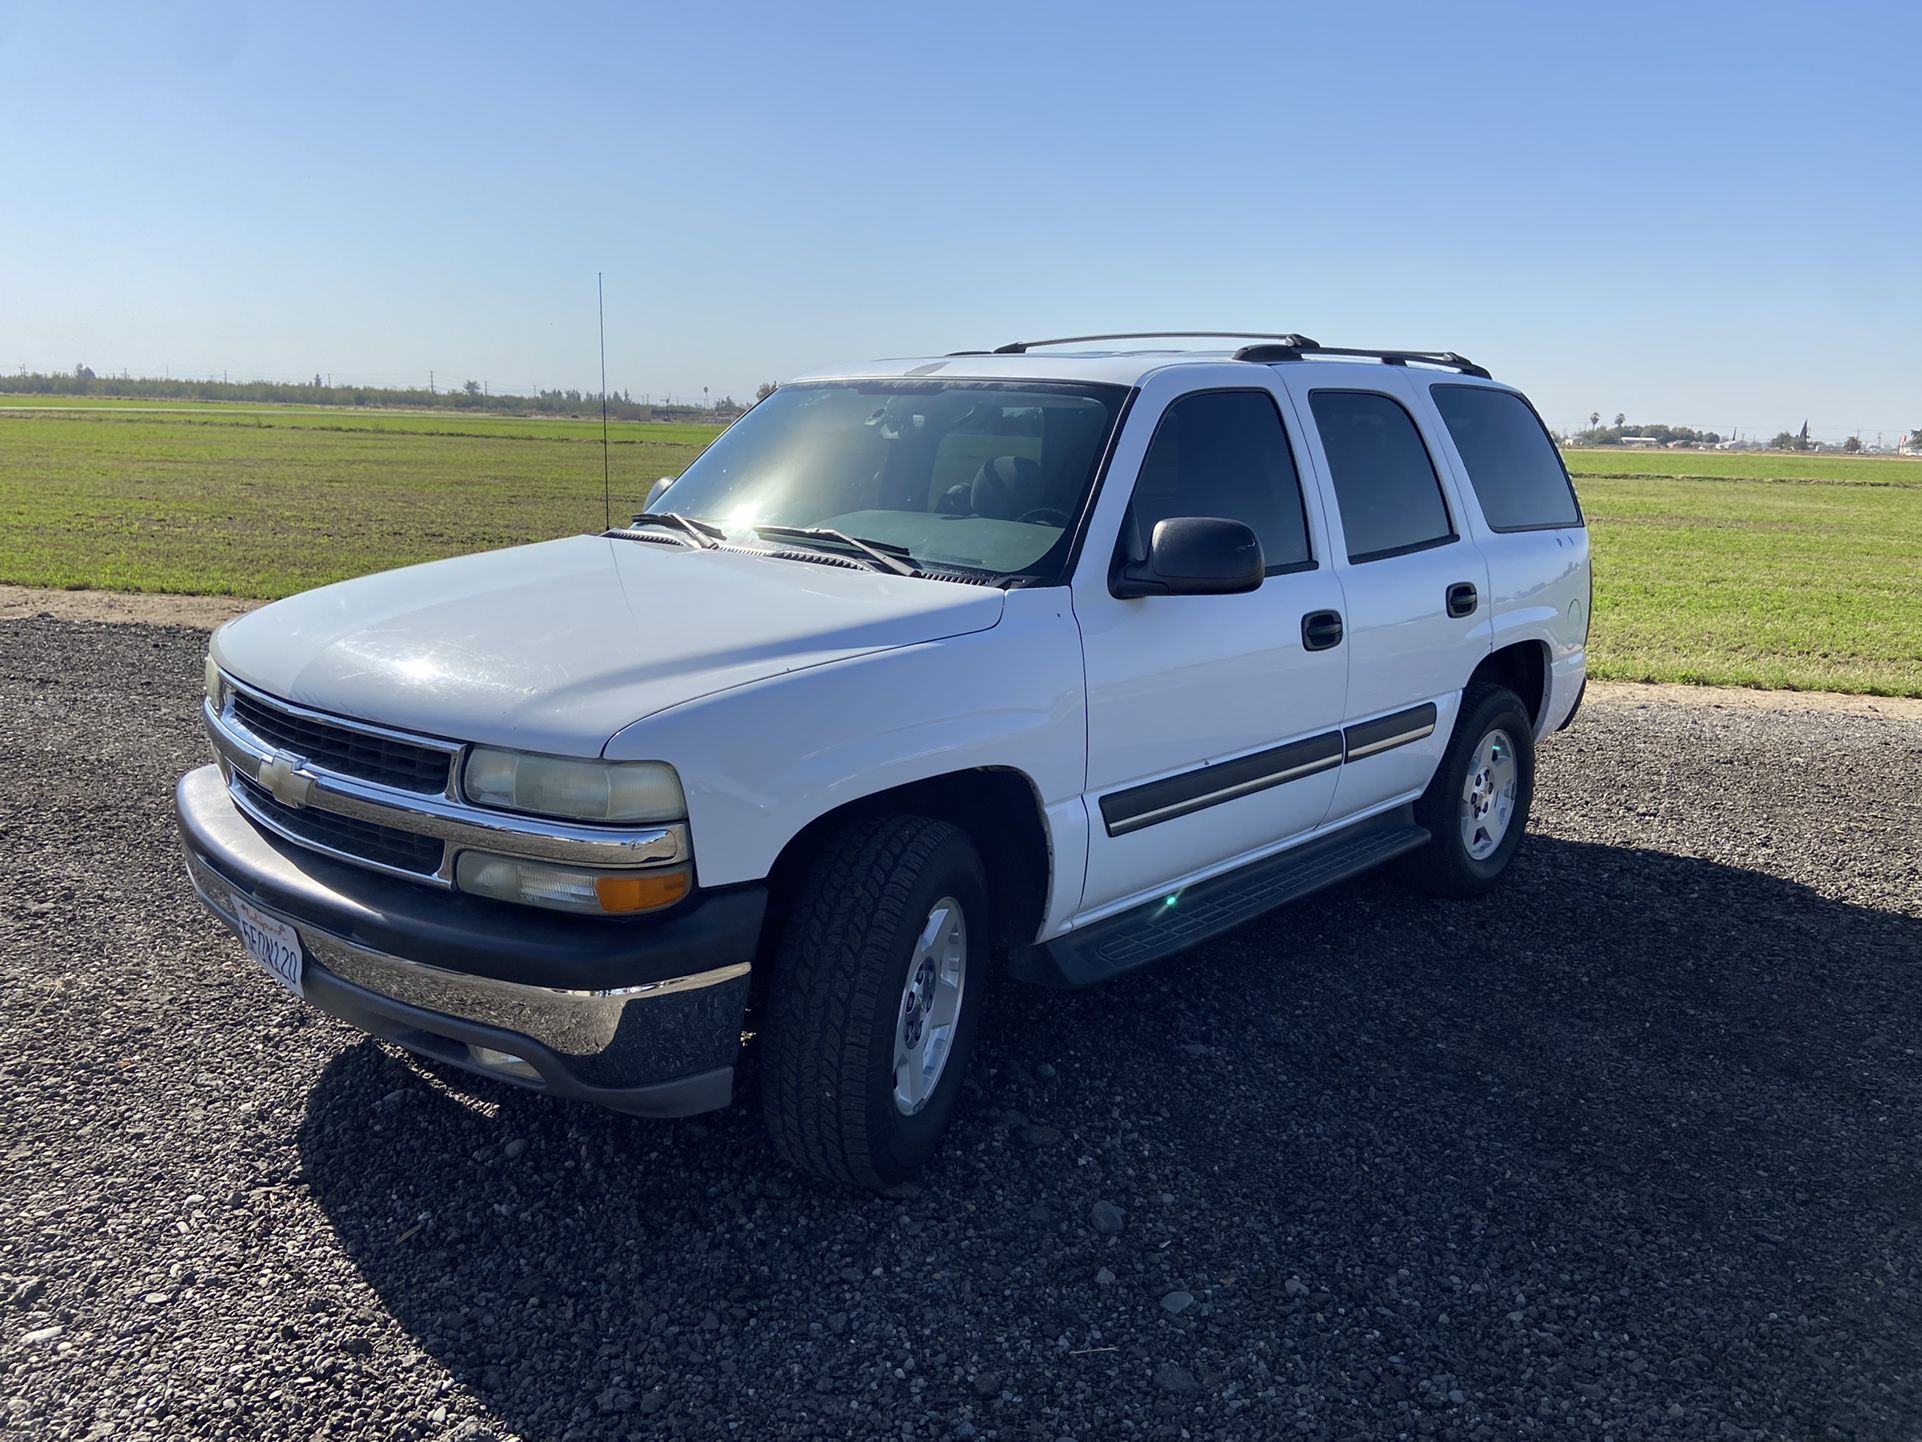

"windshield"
[645, 379, 1128, 579]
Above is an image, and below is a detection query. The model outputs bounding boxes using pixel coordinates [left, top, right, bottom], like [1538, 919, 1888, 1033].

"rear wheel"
[760, 815, 988, 1189]
[1399, 683, 1536, 897]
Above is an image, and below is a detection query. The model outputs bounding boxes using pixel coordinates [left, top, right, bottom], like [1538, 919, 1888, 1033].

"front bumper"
[176, 764, 765, 1117]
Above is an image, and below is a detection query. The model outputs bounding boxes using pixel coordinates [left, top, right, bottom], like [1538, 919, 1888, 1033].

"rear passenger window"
[1308, 391, 1455, 562]
[1431, 385, 1582, 531]
[1127, 390, 1313, 572]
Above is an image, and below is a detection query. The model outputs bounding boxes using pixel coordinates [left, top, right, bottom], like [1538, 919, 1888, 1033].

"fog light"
[454, 851, 691, 915]
[466, 1044, 540, 1080]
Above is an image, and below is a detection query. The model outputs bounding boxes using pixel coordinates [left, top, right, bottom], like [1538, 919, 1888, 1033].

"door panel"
[1278, 371, 1492, 821]
[1070, 367, 1349, 919]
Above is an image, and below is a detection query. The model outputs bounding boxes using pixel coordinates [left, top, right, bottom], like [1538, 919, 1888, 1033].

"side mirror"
[644, 475, 676, 510]
[1112, 516, 1264, 599]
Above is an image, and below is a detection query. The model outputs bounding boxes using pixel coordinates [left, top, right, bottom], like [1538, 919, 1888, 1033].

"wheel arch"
[1468, 638, 1551, 730]
[757, 766, 1053, 969]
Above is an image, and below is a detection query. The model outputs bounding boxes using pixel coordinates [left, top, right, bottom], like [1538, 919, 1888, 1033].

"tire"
[1398, 682, 1536, 898]
[760, 814, 989, 1189]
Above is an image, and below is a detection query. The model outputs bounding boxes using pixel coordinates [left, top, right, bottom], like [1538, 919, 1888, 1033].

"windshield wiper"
[752, 524, 920, 577]
[625, 511, 723, 548]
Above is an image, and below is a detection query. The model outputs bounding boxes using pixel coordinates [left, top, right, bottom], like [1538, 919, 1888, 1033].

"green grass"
[1565, 450, 1922, 695]
[1564, 446, 1919, 486]
[0, 406, 720, 598]
[0, 409, 1916, 695]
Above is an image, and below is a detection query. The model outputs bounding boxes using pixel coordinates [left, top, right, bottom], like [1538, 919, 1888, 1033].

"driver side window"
[1122, 389, 1314, 574]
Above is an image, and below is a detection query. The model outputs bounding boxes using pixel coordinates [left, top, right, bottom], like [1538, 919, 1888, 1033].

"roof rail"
[987, 331, 1320, 355]
[1234, 343, 1491, 379]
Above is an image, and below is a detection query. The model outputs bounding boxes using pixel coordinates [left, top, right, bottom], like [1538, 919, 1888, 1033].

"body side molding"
[1343, 702, 1439, 762]
[1098, 731, 1343, 837]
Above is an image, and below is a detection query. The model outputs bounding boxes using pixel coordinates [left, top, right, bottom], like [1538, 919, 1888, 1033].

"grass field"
[1, 399, 1917, 695]
[1562, 448, 1922, 695]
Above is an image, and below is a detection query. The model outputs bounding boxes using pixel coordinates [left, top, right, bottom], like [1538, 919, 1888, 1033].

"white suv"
[177, 333, 1590, 1187]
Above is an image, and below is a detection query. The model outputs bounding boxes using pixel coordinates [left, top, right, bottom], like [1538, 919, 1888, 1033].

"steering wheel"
[1016, 507, 1071, 528]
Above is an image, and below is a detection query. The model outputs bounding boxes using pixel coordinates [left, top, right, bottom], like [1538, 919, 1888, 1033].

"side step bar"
[1010, 809, 1430, 989]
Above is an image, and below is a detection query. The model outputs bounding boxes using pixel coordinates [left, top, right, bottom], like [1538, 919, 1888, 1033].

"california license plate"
[233, 894, 304, 998]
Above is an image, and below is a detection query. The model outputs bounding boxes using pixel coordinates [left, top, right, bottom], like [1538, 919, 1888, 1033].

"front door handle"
[1446, 582, 1479, 619]
[1301, 610, 1344, 651]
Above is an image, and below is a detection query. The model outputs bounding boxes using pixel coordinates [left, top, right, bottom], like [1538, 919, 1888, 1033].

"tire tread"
[1400, 682, 1535, 898]
[760, 814, 961, 1188]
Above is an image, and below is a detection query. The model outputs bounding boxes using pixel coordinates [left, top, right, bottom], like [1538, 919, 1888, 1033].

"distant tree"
[73, 363, 95, 381]
[1613, 412, 1626, 429]
[758, 381, 779, 403]
[1844, 435, 1863, 453]
[1769, 430, 1796, 449]
[463, 379, 482, 396]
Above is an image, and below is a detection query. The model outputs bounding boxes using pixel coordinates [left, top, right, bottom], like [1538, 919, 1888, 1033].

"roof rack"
[951, 332, 1492, 380]
[980, 331, 1320, 356]
[1231, 342, 1490, 379]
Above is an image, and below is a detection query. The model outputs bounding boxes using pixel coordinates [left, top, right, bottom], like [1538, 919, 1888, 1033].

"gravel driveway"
[4, 615, 1920, 1442]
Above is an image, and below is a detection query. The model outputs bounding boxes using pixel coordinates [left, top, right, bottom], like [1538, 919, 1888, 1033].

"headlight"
[455, 852, 691, 915]
[461, 747, 685, 824]
[204, 656, 228, 711]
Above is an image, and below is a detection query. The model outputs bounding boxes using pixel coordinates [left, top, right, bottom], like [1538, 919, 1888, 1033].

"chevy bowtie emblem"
[259, 753, 315, 808]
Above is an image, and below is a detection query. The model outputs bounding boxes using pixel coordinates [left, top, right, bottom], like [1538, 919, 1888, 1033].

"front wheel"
[759, 815, 989, 1189]
[1399, 683, 1536, 897]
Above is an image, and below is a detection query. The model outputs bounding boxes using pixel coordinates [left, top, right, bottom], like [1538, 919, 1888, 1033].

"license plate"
[233, 894, 304, 999]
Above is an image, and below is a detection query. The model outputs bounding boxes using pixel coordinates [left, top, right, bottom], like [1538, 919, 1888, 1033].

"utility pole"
[429, 370, 435, 394]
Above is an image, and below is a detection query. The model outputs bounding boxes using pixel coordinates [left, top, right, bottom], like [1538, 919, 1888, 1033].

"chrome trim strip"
[1106, 753, 1341, 837]
[1343, 723, 1437, 761]
[186, 857, 749, 1063]
[206, 700, 689, 870]
[227, 771, 454, 887]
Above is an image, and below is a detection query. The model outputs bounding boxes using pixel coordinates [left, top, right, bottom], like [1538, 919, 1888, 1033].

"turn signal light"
[594, 870, 691, 913]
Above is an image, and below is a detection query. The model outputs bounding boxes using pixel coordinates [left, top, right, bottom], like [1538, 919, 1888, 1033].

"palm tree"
[1588, 411, 1600, 431]
[1614, 412, 1626, 429]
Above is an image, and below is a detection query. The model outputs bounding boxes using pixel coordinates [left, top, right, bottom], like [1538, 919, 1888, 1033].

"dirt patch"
[1590, 678, 1922, 721]
[0, 584, 257, 629]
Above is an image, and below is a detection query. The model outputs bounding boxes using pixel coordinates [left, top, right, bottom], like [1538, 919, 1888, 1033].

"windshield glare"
[647, 380, 1127, 578]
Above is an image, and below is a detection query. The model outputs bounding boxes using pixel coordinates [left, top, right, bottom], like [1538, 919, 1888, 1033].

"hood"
[212, 534, 1005, 755]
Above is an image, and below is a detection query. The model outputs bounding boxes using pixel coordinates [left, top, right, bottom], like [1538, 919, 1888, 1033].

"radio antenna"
[597, 271, 611, 530]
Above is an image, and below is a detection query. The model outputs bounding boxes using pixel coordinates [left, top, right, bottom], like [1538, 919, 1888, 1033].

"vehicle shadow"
[296, 835, 1922, 1440]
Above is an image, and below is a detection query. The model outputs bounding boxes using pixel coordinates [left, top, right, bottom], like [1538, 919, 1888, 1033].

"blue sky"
[2, 0, 1915, 439]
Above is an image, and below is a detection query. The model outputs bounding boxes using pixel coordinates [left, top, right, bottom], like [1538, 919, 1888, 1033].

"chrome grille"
[229, 688, 454, 794]
[233, 773, 446, 877]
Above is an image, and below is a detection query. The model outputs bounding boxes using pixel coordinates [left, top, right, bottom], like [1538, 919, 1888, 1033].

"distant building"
[1620, 436, 1662, 448]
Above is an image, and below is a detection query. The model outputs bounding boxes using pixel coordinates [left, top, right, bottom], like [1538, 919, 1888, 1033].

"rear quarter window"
[1430, 385, 1582, 531]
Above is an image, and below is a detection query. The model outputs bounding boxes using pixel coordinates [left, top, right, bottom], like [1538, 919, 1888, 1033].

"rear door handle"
[1446, 582, 1479, 619]
[1301, 610, 1344, 651]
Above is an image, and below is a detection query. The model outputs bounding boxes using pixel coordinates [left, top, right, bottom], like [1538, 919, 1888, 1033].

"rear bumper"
[176, 764, 764, 1116]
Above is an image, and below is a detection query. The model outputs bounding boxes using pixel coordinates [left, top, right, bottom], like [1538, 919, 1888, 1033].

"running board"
[1010, 809, 1429, 989]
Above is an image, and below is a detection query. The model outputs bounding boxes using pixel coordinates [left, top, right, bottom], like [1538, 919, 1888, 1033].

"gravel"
[3, 613, 1921, 1441]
